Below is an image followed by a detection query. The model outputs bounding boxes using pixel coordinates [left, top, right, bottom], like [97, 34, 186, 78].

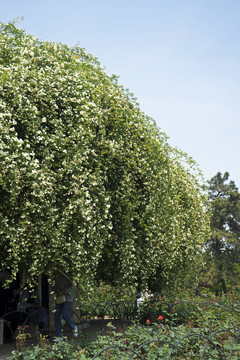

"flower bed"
[9, 295, 240, 359]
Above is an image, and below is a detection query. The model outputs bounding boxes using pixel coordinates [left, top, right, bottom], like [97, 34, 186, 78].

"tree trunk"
[220, 278, 227, 294]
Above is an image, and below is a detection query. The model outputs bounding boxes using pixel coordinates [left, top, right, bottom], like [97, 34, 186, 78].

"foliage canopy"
[0, 21, 209, 291]
[206, 172, 240, 293]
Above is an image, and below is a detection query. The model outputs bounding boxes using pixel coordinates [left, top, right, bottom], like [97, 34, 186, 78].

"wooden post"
[48, 284, 55, 335]
[38, 275, 42, 306]
[21, 267, 26, 286]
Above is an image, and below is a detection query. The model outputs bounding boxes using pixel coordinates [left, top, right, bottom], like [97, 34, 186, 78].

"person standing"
[53, 271, 78, 341]
[18, 285, 49, 334]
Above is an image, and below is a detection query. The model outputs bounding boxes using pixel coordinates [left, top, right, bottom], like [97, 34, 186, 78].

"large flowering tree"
[0, 21, 209, 292]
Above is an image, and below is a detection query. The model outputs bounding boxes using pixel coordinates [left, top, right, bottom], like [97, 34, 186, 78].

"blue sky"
[1, 0, 240, 188]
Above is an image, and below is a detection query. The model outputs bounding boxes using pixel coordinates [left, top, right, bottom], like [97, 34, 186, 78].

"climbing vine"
[0, 20, 209, 292]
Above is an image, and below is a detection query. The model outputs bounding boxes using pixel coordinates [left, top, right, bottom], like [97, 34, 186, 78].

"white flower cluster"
[0, 21, 210, 291]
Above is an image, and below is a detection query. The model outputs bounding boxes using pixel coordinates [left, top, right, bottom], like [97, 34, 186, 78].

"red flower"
[158, 315, 163, 320]
[165, 330, 168, 334]
[174, 301, 178, 304]
[146, 319, 150, 324]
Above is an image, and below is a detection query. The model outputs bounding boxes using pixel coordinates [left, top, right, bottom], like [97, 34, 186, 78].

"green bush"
[10, 294, 240, 359]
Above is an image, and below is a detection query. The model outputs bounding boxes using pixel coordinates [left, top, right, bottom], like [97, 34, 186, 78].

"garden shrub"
[0, 20, 209, 294]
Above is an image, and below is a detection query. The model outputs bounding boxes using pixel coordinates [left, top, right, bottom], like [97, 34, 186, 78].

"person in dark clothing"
[53, 271, 78, 340]
[18, 285, 49, 333]
[0, 271, 26, 342]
